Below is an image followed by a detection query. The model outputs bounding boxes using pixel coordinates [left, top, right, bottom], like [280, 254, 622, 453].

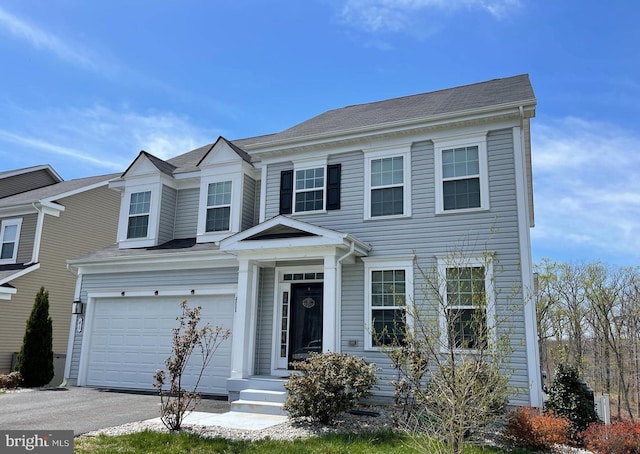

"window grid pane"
[127, 215, 149, 239]
[443, 178, 480, 210]
[294, 167, 325, 212]
[446, 266, 486, 349]
[129, 191, 151, 215]
[371, 187, 403, 216]
[206, 206, 231, 232]
[207, 181, 232, 207]
[442, 146, 479, 178]
[372, 309, 406, 346]
[1, 243, 14, 259]
[371, 269, 406, 307]
[371, 156, 403, 187]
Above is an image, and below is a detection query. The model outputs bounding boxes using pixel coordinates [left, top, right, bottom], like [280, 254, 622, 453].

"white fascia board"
[0, 205, 38, 217]
[42, 178, 116, 203]
[0, 286, 17, 300]
[225, 235, 350, 252]
[246, 102, 535, 156]
[87, 285, 237, 299]
[0, 263, 41, 286]
[71, 251, 237, 275]
[234, 245, 345, 261]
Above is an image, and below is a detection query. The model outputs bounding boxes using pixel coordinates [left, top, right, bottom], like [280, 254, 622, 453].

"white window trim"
[292, 157, 327, 214]
[434, 134, 489, 214]
[205, 180, 233, 232]
[117, 186, 160, 249]
[437, 254, 496, 353]
[364, 146, 412, 220]
[363, 257, 414, 351]
[0, 218, 23, 264]
[197, 174, 242, 243]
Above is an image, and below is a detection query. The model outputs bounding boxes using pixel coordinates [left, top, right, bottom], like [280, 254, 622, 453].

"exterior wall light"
[72, 300, 84, 315]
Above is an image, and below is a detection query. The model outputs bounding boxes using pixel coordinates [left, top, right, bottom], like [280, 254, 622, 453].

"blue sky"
[0, 1, 638, 266]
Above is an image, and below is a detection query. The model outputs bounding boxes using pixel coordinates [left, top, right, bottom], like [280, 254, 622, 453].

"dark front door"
[288, 283, 323, 366]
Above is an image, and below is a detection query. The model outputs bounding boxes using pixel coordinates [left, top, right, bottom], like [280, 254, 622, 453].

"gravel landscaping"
[82, 404, 396, 442]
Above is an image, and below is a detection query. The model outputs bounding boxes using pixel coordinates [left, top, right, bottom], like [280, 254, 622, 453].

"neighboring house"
[65, 74, 542, 407]
[0, 169, 120, 379]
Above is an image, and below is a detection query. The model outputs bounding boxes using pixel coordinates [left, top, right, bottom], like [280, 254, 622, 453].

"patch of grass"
[74, 430, 532, 454]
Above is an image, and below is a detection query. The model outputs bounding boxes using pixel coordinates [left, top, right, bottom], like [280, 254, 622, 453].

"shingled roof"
[156, 74, 535, 173]
[250, 74, 535, 144]
[0, 173, 119, 208]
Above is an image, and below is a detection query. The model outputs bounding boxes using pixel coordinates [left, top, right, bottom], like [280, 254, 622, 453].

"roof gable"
[197, 137, 252, 168]
[220, 215, 370, 255]
[122, 151, 177, 178]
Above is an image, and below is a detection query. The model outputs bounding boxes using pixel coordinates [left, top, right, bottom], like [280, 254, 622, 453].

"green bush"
[15, 287, 54, 387]
[544, 363, 600, 442]
[283, 352, 378, 424]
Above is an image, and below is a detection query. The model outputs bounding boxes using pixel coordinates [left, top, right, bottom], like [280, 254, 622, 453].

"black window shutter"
[327, 163, 341, 211]
[279, 170, 293, 215]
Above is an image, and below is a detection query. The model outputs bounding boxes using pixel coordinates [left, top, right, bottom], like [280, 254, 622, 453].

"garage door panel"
[85, 296, 234, 395]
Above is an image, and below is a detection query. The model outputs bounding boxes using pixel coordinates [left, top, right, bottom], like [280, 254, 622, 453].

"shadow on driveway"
[0, 386, 229, 435]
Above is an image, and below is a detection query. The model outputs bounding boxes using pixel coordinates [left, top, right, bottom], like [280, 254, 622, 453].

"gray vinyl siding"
[68, 266, 239, 380]
[262, 128, 530, 403]
[242, 175, 257, 231]
[174, 188, 199, 239]
[254, 180, 261, 225]
[16, 213, 37, 264]
[158, 185, 177, 244]
[0, 169, 58, 198]
[254, 267, 275, 375]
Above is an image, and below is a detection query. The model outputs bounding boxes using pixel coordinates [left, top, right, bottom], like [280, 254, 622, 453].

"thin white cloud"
[337, 0, 521, 33]
[0, 129, 124, 170]
[0, 5, 97, 70]
[531, 117, 640, 265]
[0, 104, 219, 176]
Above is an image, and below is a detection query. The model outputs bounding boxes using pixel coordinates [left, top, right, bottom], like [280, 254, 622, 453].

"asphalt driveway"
[0, 386, 229, 435]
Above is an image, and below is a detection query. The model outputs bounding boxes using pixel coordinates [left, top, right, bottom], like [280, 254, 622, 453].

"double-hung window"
[279, 159, 341, 215]
[295, 167, 324, 212]
[206, 181, 232, 232]
[364, 146, 411, 219]
[364, 258, 413, 349]
[0, 219, 22, 264]
[435, 136, 489, 213]
[127, 191, 151, 239]
[438, 256, 494, 351]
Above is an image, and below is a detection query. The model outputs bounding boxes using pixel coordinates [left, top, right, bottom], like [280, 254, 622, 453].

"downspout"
[335, 240, 356, 353]
[28, 202, 45, 264]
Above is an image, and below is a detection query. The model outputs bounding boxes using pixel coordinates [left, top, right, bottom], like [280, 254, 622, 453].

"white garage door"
[84, 295, 233, 395]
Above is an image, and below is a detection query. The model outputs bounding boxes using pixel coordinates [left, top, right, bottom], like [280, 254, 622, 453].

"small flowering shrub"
[284, 352, 378, 424]
[582, 420, 640, 454]
[503, 406, 570, 451]
[0, 371, 22, 389]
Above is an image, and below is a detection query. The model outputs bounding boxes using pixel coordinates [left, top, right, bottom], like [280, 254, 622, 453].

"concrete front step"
[231, 399, 287, 416]
[239, 389, 288, 404]
[229, 388, 289, 416]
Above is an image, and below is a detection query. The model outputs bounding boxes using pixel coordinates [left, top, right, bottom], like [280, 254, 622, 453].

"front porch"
[219, 216, 370, 386]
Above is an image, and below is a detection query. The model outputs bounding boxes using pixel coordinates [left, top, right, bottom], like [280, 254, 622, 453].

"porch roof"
[219, 215, 371, 256]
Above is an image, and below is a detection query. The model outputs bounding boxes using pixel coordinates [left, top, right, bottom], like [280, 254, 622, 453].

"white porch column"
[230, 258, 256, 379]
[322, 254, 339, 353]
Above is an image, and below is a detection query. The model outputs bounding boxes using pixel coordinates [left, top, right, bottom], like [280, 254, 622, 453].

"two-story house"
[65, 74, 542, 407]
[0, 168, 120, 384]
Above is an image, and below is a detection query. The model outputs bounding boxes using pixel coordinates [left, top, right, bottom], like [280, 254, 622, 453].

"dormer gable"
[196, 137, 257, 244]
[115, 151, 178, 249]
[121, 150, 177, 179]
[197, 137, 252, 168]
